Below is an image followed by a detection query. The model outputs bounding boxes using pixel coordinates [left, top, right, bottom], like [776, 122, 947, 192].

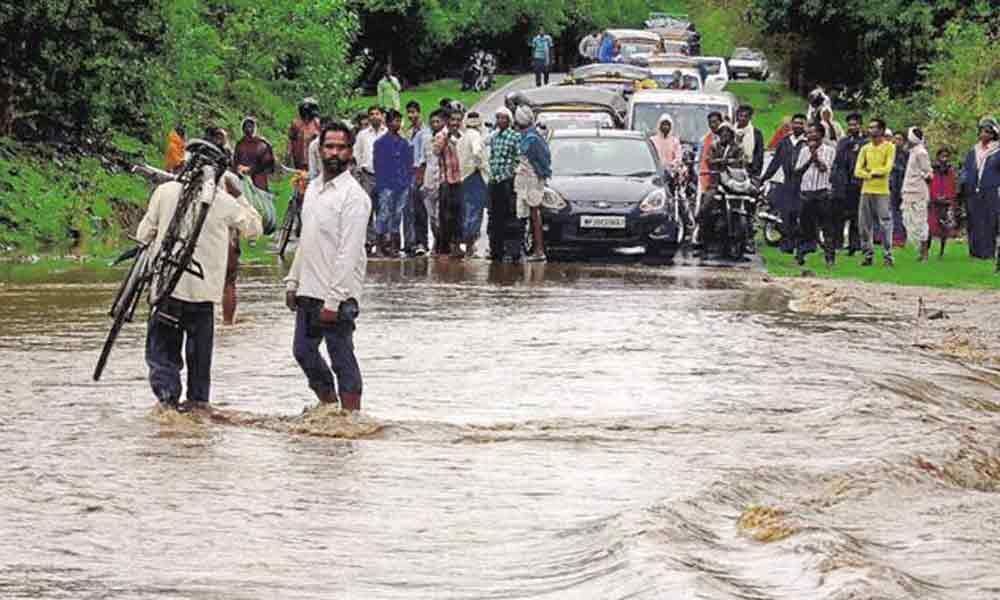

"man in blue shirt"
[373, 109, 414, 257]
[531, 28, 554, 87]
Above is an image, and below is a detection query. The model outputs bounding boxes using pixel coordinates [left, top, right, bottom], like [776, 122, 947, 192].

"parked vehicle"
[627, 89, 738, 149]
[562, 64, 655, 99]
[728, 47, 769, 80]
[700, 164, 764, 260]
[603, 29, 664, 63]
[650, 27, 701, 56]
[633, 55, 704, 91]
[505, 86, 627, 130]
[461, 50, 497, 91]
[540, 128, 683, 261]
[694, 57, 729, 92]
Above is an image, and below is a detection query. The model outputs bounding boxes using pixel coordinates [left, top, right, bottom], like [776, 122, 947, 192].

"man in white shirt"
[793, 123, 838, 267]
[137, 143, 263, 412]
[285, 122, 371, 411]
[352, 105, 387, 252]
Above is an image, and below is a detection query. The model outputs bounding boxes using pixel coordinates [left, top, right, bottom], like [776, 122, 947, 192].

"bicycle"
[92, 140, 229, 381]
[276, 166, 307, 259]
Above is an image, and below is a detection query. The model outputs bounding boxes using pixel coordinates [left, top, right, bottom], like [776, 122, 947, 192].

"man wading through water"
[138, 140, 263, 412]
[286, 122, 371, 411]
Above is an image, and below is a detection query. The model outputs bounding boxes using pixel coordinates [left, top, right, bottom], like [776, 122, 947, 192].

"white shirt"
[284, 170, 371, 310]
[353, 125, 387, 173]
[456, 127, 488, 181]
[307, 137, 321, 180]
[422, 129, 443, 193]
[796, 143, 836, 192]
[137, 177, 262, 304]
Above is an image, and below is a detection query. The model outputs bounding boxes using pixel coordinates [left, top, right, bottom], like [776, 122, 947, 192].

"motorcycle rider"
[697, 122, 747, 250]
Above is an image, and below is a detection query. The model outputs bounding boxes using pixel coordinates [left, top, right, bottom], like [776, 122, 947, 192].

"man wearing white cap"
[488, 107, 522, 261]
[514, 106, 551, 262]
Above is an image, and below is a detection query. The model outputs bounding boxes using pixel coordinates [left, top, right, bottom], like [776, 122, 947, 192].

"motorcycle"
[700, 162, 767, 260]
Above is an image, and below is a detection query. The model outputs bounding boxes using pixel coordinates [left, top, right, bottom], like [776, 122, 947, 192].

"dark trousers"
[437, 182, 462, 252]
[292, 297, 362, 396]
[801, 189, 838, 258]
[487, 179, 515, 260]
[146, 298, 215, 404]
[410, 186, 429, 250]
[357, 170, 378, 244]
[533, 59, 550, 87]
[834, 185, 862, 252]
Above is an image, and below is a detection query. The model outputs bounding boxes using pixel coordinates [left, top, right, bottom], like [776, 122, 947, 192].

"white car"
[695, 57, 729, 92]
[626, 89, 738, 147]
[728, 47, 769, 80]
[648, 66, 703, 92]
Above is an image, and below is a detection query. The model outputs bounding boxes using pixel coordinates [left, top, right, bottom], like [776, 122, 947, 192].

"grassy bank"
[761, 241, 1000, 290]
[0, 78, 510, 278]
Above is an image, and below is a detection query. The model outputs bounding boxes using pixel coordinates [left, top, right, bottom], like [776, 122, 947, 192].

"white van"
[626, 89, 738, 147]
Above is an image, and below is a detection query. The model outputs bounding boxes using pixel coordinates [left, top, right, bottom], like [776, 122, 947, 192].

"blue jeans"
[375, 187, 409, 237]
[461, 172, 487, 241]
[146, 298, 215, 404]
[292, 297, 362, 396]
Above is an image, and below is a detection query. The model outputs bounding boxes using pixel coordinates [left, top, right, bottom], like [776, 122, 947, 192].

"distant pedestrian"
[377, 66, 402, 112]
[373, 109, 414, 258]
[487, 106, 521, 261]
[405, 101, 432, 256]
[794, 123, 837, 267]
[458, 111, 490, 257]
[578, 31, 601, 63]
[928, 147, 959, 257]
[286, 122, 370, 412]
[514, 106, 551, 262]
[762, 113, 807, 254]
[422, 109, 447, 253]
[433, 108, 465, 257]
[597, 33, 615, 64]
[901, 127, 932, 261]
[819, 107, 844, 143]
[960, 117, 1000, 261]
[288, 98, 321, 171]
[735, 105, 765, 177]
[854, 118, 897, 266]
[831, 112, 866, 255]
[698, 111, 724, 192]
[887, 130, 909, 247]
[650, 113, 682, 175]
[531, 27, 554, 87]
[353, 106, 388, 253]
[164, 124, 186, 174]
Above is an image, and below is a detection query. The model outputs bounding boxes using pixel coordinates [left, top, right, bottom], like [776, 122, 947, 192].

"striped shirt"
[796, 144, 836, 192]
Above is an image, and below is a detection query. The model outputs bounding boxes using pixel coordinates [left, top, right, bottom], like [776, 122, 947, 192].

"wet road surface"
[2, 259, 1000, 599]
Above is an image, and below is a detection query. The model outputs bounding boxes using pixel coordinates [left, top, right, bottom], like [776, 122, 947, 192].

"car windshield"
[619, 42, 659, 60]
[652, 74, 701, 90]
[732, 49, 759, 60]
[631, 102, 729, 144]
[550, 137, 658, 177]
[537, 112, 616, 130]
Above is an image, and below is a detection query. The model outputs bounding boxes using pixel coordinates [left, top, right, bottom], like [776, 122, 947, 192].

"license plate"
[580, 215, 626, 229]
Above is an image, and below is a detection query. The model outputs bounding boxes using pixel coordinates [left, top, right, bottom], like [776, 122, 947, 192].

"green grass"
[761, 240, 1000, 290]
[728, 81, 802, 140]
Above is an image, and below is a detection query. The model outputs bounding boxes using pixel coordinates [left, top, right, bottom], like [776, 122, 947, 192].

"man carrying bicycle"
[285, 121, 370, 411]
[137, 139, 263, 412]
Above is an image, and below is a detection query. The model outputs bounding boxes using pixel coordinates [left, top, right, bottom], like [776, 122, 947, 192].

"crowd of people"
[649, 88, 1000, 269]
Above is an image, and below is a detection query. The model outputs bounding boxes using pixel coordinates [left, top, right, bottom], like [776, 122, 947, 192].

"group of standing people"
[669, 92, 999, 268]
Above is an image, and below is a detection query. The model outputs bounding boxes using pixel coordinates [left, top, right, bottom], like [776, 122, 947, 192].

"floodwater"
[2, 259, 999, 599]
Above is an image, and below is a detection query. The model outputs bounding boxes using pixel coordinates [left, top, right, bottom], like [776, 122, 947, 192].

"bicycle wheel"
[93, 250, 149, 381]
[150, 198, 210, 308]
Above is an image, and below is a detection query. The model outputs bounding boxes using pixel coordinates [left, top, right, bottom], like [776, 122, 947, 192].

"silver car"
[728, 47, 769, 81]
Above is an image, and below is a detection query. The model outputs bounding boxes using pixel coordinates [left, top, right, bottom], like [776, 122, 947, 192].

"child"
[928, 147, 959, 258]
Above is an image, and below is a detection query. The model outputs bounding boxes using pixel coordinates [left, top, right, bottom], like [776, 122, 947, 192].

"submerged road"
[2, 260, 999, 598]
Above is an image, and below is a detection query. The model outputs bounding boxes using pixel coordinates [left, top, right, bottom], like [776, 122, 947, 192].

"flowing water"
[2, 259, 999, 599]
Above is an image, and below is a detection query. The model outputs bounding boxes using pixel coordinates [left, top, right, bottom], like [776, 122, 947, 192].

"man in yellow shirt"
[854, 118, 897, 266]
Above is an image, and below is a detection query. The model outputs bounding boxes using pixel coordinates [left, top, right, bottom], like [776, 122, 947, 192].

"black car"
[540, 128, 683, 261]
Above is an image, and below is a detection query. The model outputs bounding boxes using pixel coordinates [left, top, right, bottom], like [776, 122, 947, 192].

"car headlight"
[639, 188, 666, 213]
[542, 188, 568, 211]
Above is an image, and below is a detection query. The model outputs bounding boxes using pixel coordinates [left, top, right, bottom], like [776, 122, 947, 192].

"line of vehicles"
[504, 14, 774, 262]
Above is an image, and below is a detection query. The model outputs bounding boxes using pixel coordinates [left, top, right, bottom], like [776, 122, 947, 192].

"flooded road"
[2, 260, 999, 599]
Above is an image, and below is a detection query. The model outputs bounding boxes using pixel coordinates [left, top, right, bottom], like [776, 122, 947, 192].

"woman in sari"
[960, 117, 1000, 260]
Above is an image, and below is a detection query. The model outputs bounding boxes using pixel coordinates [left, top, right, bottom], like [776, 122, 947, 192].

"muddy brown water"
[2, 259, 999, 599]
